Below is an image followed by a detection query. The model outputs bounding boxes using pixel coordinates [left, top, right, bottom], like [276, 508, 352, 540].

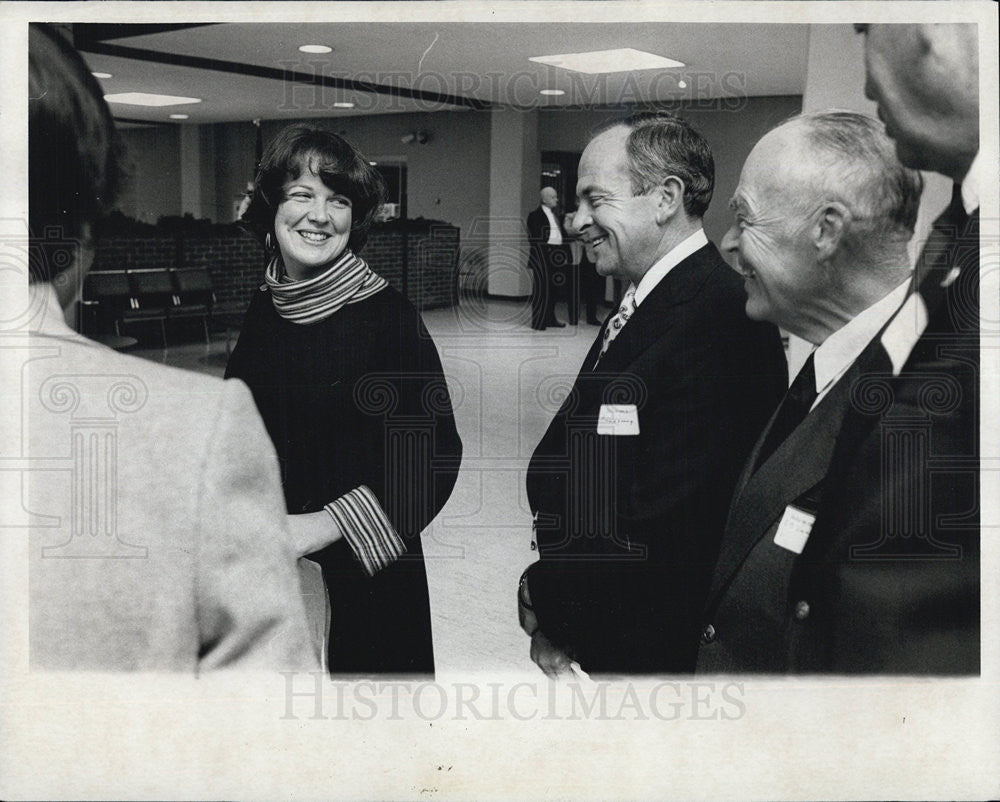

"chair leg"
[202, 316, 210, 346]
[159, 319, 167, 349]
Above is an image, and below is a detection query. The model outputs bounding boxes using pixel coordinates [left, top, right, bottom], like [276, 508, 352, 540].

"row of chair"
[82, 268, 215, 347]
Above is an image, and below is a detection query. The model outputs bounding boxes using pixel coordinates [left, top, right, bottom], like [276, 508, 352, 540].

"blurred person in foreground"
[227, 124, 462, 678]
[25, 23, 316, 672]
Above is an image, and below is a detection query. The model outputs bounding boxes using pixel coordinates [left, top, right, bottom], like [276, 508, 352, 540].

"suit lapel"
[596, 244, 717, 375]
[824, 208, 979, 473]
[537, 246, 718, 458]
[705, 361, 859, 605]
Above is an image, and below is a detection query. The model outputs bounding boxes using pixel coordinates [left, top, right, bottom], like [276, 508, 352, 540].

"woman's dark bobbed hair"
[242, 124, 385, 255]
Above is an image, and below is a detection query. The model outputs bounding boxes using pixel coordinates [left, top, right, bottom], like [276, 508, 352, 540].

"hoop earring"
[265, 232, 274, 251]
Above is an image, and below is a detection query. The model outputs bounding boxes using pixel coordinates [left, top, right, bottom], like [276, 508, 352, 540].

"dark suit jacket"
[526, 206, 570, 274]
[524, 242, 787, 674]
[791, 208, 980, 673]
[527, 205, 565, 248]
[697, 359, 859, 672]
[698, 207, 979, 674]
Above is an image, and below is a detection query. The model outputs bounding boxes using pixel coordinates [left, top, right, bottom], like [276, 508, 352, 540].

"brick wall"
[90, 237, 178, 272]
[181, 235, 266, 311]
[90, 223, 458, 313]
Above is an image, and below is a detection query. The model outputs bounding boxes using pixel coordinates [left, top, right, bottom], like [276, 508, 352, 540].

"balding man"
[526, 186, 570, 329]
[786, 23, 981, 673]
[519, 113, 786, 676]
[697, 111, 927, 673]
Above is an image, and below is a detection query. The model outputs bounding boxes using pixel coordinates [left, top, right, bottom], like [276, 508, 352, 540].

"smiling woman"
[226, 124, 463, 677]
[273, 172, 353, 281]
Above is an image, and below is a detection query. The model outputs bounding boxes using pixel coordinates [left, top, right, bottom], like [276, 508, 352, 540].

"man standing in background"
[526, 186, 570, 330]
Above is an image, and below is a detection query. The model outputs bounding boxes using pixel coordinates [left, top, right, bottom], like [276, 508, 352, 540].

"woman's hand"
[287, 511, 342, 558]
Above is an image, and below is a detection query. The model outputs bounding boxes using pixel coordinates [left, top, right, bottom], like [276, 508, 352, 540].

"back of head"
[779, 110, 922, 259]
[598, 111, 715, 218]
[28, 23, 124, 282]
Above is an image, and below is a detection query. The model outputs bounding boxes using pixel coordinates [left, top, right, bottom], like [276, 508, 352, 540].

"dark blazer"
[791, 205, 980, 673]
[697, 359, 859, 672]
[698, 204, 979, 674]
[526, 206, 571, 277]
[527, 205, 565, 248]
[524, 242, 787, 674]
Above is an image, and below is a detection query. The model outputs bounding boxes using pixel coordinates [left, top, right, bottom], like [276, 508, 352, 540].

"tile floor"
[129, 298, 603, 677]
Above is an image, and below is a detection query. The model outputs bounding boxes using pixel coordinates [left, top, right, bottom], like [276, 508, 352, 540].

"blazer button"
[701, 624, 716, 644]
[794, 600, 810, 620]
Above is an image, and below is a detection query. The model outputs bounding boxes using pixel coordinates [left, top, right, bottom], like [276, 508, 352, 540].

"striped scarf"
[264, 249, 388, 324]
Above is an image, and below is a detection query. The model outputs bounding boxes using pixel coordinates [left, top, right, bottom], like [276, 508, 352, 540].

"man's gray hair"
[595, 111, 715, 218]
[780, 110, 923, 238]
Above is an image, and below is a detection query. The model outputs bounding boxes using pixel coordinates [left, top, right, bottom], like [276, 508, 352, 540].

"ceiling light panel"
[104, 92, 203, 107]
[530, 48, 684, 74]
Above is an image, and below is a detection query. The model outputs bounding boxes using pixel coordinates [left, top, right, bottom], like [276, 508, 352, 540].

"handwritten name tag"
[597, 404, 640, 436]
[773, 505, 815, 554]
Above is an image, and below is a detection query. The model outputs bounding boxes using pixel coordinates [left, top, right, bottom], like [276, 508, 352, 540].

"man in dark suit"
[518, 113, 787, 676]
[526, 187, 571, 329]
[757, 24, 979, 673]
[696, 111, 925, 672]
[565, 209, 604, 325]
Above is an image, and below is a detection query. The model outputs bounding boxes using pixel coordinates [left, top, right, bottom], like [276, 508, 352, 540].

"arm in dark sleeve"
[526, 316, 786, 668]
[347, 307, 462, 546]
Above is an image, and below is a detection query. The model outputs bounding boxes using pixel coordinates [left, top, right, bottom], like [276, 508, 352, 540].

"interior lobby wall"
[210, 110, 492, 240]
[116, 125, 182, 224]
[537, 95, 804, 248]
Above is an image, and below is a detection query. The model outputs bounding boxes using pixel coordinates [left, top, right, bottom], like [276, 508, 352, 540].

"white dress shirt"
[541, 205, 563, 245]
[880, 150, 981, 376]
[961, 149, 982, 216]
[633, 228, 709, 307]
[804, 279, 911, 409]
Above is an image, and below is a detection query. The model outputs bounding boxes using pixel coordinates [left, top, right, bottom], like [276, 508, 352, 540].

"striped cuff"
[324, 486, 406, 577]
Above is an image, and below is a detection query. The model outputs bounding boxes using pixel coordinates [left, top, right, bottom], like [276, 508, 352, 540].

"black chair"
[82, 271, 131, 337]
[124, 269, 172, 347]
[170, 268, 215, 344]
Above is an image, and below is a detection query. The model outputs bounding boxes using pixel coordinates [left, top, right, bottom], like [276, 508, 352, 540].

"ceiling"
[75, 22, 810, 126]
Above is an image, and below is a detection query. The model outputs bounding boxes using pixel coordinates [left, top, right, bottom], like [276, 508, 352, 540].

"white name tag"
[597, 404, 640, 436]
[773, 505, 815, 554]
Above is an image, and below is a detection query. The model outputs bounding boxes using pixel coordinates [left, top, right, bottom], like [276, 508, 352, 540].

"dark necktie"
[592, 285, 637, 369]
[912, 183, 971, 318]
[753, 352, 818, 472]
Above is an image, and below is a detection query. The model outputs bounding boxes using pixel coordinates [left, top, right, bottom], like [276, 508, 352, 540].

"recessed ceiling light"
[540, 89, 565, 96]
[299, 44, 332, 54]
[169, 114, 189, 120]
[104, 92, 202, 107]
[91, 71, 112, 79]
[678, 80, 688, 89]
[530, 48, 685, 75]
[333, 101, 355, 109]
